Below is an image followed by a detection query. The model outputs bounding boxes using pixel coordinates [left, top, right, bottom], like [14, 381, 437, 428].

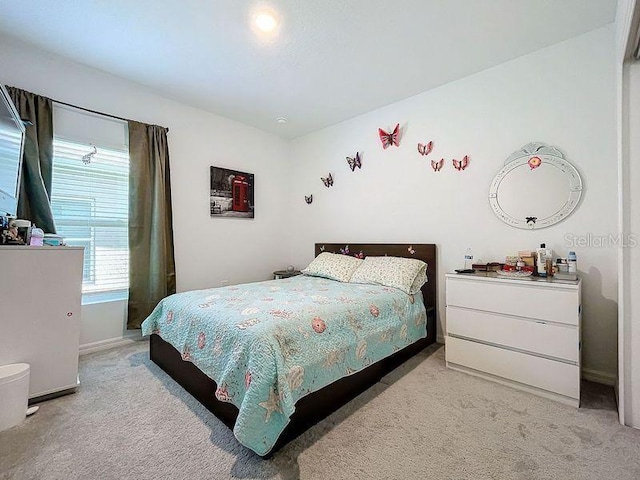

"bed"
[144, 243, 437, 456]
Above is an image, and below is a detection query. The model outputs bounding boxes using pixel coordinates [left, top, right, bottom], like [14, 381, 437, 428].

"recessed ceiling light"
[276, 117, 288, 124]
[254, 12, 277, 33]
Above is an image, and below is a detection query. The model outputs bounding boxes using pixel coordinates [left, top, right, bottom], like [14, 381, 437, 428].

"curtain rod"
[52, 99, 169, 133]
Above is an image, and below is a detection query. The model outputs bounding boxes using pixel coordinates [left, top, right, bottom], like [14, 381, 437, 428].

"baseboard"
[79, 335, 141, 355]
[582, 367, 617, 386]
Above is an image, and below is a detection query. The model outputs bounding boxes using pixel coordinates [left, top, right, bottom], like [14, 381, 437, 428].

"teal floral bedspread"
[141, 275, 427, 455]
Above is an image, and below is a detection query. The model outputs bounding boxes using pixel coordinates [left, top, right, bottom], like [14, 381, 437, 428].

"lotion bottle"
[536, 243, 551, 277]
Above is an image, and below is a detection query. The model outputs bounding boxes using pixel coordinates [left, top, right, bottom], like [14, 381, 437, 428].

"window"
[51, 139, 129, 300]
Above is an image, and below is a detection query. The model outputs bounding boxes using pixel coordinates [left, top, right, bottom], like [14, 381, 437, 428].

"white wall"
[288, 26, 618, 382]
[0, 35, 291, 351]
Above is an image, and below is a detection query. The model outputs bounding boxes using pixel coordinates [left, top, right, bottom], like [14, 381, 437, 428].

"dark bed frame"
[149, 243, 437, 456]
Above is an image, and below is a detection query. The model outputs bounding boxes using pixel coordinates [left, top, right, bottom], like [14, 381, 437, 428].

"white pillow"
[350, 256, 427, 294]
[301, 252, 363, 283]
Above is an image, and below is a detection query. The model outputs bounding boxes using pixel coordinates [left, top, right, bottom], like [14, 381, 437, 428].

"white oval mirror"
[489, 143, 582, 229]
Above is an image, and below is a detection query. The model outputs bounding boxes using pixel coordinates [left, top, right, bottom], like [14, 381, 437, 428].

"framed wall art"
[210, 166, 255, 218]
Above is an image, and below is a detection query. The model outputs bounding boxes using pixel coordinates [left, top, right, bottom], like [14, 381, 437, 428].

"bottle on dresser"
[568, 251, 577, 274]
[464, 247, 474, 270]
[536, 243, 553, 277]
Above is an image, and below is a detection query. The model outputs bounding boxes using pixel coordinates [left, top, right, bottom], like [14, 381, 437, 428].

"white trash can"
[0, 363, 30, 432]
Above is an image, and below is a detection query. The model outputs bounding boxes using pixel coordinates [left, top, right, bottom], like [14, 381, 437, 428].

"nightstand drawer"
[446, 336, 580, 400]
[446, 306, 579, 363]
[446, 278, 579, 325]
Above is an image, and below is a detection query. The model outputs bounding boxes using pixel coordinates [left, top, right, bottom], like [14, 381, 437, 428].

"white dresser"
[0, 246, 84, 400]
[445, 273, 581, 407]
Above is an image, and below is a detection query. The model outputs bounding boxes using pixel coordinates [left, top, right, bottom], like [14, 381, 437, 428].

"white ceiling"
[0, 1, 617, 139]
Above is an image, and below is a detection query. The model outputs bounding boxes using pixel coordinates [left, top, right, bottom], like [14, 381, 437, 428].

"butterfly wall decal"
[431, 159, 444, 172]
[353, 251, 365, 259]
[417, 141, 433, 156]
[452, 155, 470, 171]
[340, 245, 350, 255]
[305, 195, 313, 204]
[408, 245, 416, 255]
[321, 173, 334, 187]
[346, 152, 362, 171]
[378, 124, 401, 149]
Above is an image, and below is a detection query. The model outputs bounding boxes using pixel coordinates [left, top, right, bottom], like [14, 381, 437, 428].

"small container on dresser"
[445, 273, 581, 407]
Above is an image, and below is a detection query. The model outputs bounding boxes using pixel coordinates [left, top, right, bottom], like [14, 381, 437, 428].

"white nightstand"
[445, 273, 582, 407]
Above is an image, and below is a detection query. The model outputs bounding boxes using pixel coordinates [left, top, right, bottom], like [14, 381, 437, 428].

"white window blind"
[0, 120, 22, 200]
[50, 138, 130, 297]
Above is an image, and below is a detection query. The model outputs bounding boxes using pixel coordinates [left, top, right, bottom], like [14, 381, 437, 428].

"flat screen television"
[0, 84, 25, 216]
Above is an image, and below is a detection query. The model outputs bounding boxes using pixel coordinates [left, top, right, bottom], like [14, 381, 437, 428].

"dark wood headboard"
[314, 243, 437, 343]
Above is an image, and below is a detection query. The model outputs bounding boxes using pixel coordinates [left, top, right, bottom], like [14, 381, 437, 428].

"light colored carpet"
[1, 342, 639, 480]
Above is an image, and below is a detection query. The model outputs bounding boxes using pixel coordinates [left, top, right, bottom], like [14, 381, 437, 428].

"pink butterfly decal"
[340, 245, 350, 255]
[347, 152, 362, 171]
[353, 251, 365, 259]
[321, 173, 333, 187]
[431, 159, 444, 172]
[378, 124, 400, 149]
[417, 141, 433, 156]
[452, 155, 469, 171]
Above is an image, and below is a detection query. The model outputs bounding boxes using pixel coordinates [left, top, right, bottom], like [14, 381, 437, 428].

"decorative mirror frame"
[489, 142, 583, 229]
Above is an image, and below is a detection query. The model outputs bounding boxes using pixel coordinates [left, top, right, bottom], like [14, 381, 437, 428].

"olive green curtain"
[7, 86, 56, 233]
[127, 121, 176, 329]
